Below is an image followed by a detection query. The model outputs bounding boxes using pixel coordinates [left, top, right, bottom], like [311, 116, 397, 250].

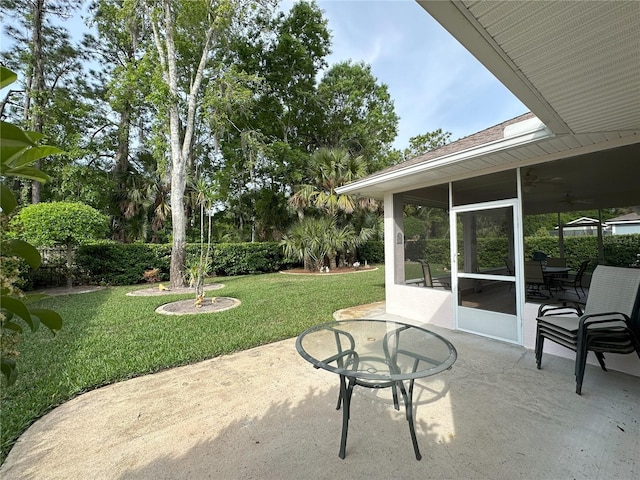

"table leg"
[338, 375, 355, 459]
[396, 380, 422, 461]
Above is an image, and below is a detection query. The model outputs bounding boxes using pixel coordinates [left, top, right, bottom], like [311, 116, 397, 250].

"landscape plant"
[1, 66, 63, 386]
[10, 202, 109, 288]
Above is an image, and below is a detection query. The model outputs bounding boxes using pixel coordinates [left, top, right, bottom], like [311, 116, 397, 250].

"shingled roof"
[364, 112, 535, 182]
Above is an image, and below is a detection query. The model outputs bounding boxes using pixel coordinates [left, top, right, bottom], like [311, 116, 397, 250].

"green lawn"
[404, 261, 449, 282]
[0, 267, 385, 464]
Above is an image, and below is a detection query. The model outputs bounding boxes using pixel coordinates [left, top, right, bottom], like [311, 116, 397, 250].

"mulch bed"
[126, 283, 224, 296]
[280, 266, 377, 275]
[155, 296, 240, 316]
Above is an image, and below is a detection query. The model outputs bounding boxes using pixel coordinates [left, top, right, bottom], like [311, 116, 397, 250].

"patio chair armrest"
[538, 300, 583, 317]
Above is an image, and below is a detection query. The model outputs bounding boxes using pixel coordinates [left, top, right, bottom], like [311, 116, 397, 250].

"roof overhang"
[416, 1, 640, 136]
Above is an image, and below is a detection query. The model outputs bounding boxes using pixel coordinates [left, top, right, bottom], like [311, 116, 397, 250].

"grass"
[404, 261, 449, 281]
[0, 267, 385, 464]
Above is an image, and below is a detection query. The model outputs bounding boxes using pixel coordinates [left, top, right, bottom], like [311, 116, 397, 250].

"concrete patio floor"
[1, 304, 638, 480]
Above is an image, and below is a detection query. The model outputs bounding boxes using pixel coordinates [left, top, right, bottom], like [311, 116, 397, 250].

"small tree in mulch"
[188, 179, 215, 304]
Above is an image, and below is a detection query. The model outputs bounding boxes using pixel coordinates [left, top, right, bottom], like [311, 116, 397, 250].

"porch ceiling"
[417, 0, 640, 135]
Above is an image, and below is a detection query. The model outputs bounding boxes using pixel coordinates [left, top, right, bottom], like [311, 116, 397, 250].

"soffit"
[417, 0, 640, 135]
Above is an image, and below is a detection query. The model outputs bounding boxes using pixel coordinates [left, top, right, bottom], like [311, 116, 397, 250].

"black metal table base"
[336, 374, 422, 461]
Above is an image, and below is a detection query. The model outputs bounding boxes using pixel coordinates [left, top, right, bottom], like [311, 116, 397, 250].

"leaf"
[1, 357, 18, 386]
[30, 308, 63, 333]
[0, 296, 37, 331]
[2, 239, 42, 268]
[22, 293, 50, 303]
[1, 145, 29, 165]
[1, 166, 51, 183]
[0, 184, 17, 215]
[0, 66, 17, 89]
[0, 121, 38, 147]
[8, 145, 64, 168]
[1, 320, 23, 333]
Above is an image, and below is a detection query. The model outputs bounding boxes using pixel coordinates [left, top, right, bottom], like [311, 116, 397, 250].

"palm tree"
[281, 217, 331, 271]
[289, 148, 374, 217]
[281, 216, 375, 270]
[286, 148, 379, 269]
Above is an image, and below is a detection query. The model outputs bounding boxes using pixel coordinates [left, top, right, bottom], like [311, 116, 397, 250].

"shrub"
[358, 240, 384, 264]
[603, 234, 640, 268]
[213, 242, 288, 276]
[74, 242, 289, 285]
[76, 243, 170, 286]
[10, 202, 109, 287]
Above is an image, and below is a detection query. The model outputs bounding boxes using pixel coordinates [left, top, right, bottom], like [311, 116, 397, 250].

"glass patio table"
[296, 319, 457, 460]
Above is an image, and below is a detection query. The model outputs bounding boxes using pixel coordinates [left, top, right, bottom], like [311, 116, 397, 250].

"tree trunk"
[329, 253, 337, 270]
[149, 0, 216, 287]
[29, 0, 45, 204]
[113, 107, 131, 242]
[65, 242, 74, 288]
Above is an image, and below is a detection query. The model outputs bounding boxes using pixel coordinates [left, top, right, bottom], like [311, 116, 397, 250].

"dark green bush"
[404, 240, 425, 262]
[58, 234, 640, 287]
[74, 242, 289, 285]
[358, 240, 384, 264]
[212, 242, 290, 276]
[602, 234, 640, 268]
[424, 239, 451, 266]
[411, 235, 639, 272]
[76, 243, 171, 285]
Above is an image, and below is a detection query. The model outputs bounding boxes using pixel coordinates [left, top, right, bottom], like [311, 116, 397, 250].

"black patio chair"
[535, 265, 640, 394]
[532, 251, 548, 262]
[555, 260, 589, 298]
[418, 260, 450, 289]
[525, 261, 550, 298]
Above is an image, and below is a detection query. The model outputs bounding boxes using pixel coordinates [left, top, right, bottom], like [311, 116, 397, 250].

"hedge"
[410, 234, 640, 271]
[31, 235, 640, 287]
[357, 241, 384, 264]
[73, 242, 294, 286]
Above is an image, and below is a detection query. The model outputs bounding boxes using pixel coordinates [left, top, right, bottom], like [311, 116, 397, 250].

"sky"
[2, 0, 528, 151]
[313, 0, 528, 149]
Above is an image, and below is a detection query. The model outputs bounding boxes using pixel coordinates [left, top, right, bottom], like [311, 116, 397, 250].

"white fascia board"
[337, 122, 553, 194]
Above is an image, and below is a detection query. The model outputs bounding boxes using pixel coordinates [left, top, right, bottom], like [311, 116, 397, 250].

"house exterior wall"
[384, 192, 455, 329]
[611, 224, 640, 235]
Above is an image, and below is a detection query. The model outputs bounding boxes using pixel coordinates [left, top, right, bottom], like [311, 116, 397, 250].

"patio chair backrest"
[584, 266, 640, 330]
[532, 251, 548, 262]
[546, 257, 566, 267]
[525, 261, 545, 284]
[419, 260, 434, 287]
[574, 260, 589, 280]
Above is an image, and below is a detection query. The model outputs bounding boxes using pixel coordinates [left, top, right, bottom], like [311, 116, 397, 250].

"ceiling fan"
[558, 192, 593, 205]
[522, 168, 564, 192]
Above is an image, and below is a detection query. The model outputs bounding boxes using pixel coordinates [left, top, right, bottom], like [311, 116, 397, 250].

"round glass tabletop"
[296, 319, 457, 382]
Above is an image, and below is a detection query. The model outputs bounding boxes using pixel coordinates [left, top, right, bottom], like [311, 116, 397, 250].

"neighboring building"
[552, 217, 609, 237]
[606, 212, 640, 235]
